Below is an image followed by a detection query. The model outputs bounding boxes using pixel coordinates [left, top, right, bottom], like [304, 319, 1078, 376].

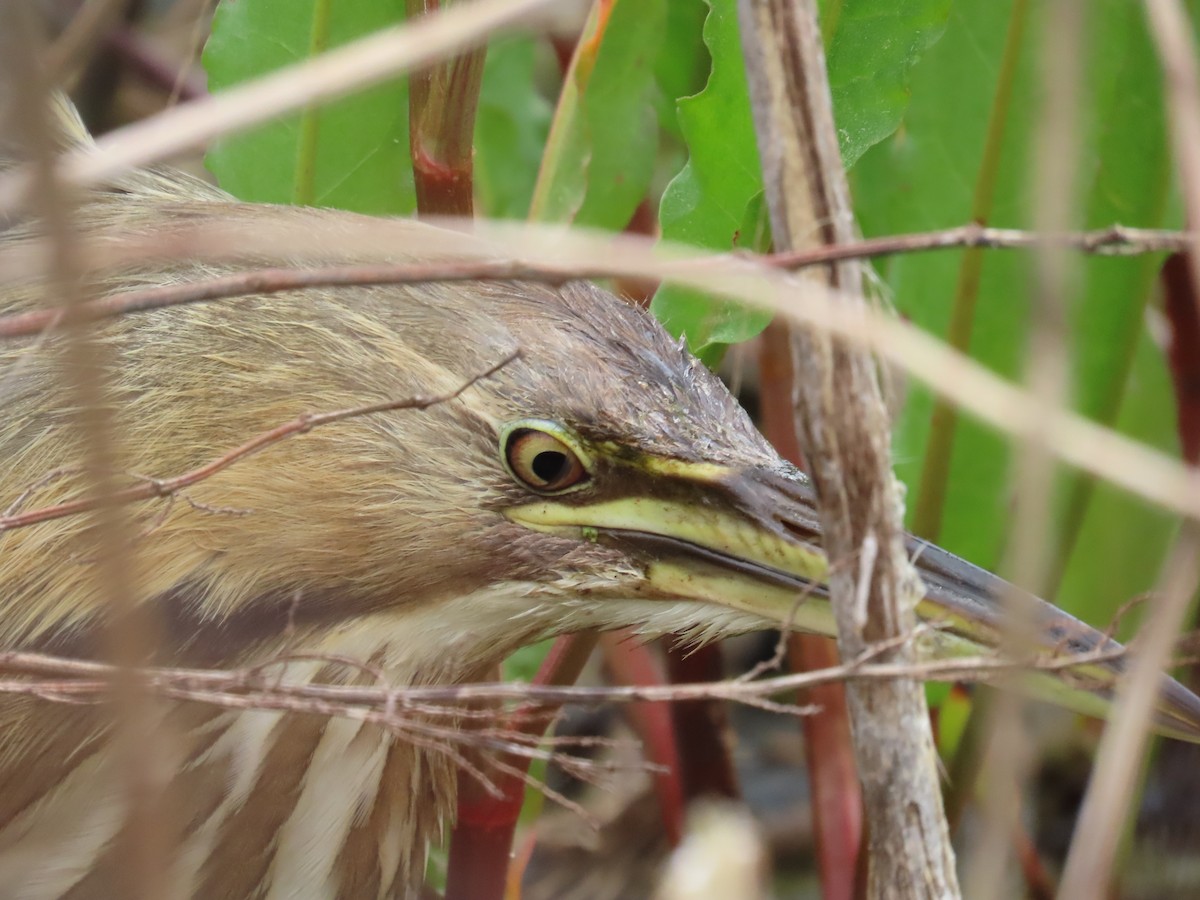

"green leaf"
[474, 37, 554, 219]
[655, 193, 775, 367]
[1052, 6, 1182, 626]
[824, 0, 953, 167]
[528, 0, 665, 229]
[501, 639, 555, 683]
[203, 0, 414, 214]
[651, 0, 951, 361]
[653, 0, 711, 140]
[851, 0, 1192, 627]
[650, 0, 770, 362]
[854, 1, 1036, 568]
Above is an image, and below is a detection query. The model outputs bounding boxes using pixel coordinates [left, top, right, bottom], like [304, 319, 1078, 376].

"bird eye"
[501, 424, 589, 493]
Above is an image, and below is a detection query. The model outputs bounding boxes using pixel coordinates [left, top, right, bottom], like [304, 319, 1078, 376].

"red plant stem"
[760, 319, 864, 900]
[787, 635, 864, 900]
[663, 642, 740, 800]
[406, 0, 486, 216]
[444, 716, 523, 900]
[601, 633, 686, 845]
[445, 633, 596, 900]
[1159, 251, 1200, 706]
[105, 28, 207, 103]
[444, 760, 524, 900]
[1163, 252, 1200, 465]
[1012, 825, 1055, 900]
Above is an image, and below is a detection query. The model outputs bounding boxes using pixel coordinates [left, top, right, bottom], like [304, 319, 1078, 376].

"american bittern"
[1, 96, 1199, 899]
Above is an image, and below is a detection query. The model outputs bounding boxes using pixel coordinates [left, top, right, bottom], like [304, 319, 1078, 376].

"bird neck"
[0, 584, 555, 899]
[205, 587, 558, 897]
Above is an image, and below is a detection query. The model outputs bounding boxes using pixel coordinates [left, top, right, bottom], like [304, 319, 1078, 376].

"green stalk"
[292, 0, 333, 206]
[910, 0, 1031, 541]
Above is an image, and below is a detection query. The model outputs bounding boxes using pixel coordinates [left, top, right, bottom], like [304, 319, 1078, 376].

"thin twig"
[0, 635, 1138, 722]
[1, 225, 1189, 341]
[0, 350, 519, 532]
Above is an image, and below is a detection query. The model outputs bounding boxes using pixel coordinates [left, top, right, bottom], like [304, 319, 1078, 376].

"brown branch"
[0, 225, 1189, 341]
[0, 639, 1137, 714]
[736, 0, 959, 896]
[766, 222, 1190, 267]
[11, 637, 1120, 825]
[0, 350, 519, 531]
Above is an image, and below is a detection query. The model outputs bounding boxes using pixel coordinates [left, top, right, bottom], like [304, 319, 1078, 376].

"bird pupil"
[531, 450, 568, 483]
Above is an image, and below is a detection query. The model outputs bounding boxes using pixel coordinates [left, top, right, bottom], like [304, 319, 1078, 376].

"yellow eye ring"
[500, 421, 590, 493]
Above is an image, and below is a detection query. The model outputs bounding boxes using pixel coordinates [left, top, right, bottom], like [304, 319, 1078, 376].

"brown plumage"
[2, 98, 1200, 899]
[0, 104, 785, 899]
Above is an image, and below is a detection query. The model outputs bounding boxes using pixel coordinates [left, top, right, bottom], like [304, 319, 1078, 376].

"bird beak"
[505, 459, 1200, 742]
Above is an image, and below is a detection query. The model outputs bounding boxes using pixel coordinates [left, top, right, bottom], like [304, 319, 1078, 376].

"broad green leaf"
[650, 0, 770, 364]
[203, 0, 414, 214]
[853, 1, 1039, 569]
[653, 0, 710, 141]
[851, 0, 1193, 627]
[825, 0, 953, 167]
[528, 0, 665, 229]
[474, 38, 554, 220]
[651, 0, 952, 362]
[1052, 6, 1181, 626]
[655, 191, 774, 368]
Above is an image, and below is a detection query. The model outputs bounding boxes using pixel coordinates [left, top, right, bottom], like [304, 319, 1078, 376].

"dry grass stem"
[1055, 3, 1200, 896]
[965, 2, 1085, 895]
[2, 9, 167, 897]
[1057, 530, 1200, 898]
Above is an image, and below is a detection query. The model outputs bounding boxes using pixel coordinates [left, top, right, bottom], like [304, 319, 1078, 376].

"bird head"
[389, 269, 833, 642]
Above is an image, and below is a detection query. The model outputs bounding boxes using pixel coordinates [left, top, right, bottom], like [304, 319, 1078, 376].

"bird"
[1, 94, 1199, 900]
